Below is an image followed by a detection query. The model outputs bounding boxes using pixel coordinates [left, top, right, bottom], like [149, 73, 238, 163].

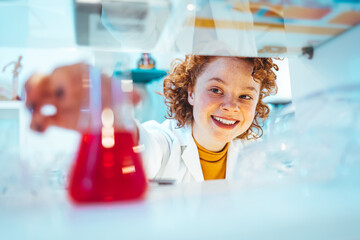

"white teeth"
[213, 116, 236, 125]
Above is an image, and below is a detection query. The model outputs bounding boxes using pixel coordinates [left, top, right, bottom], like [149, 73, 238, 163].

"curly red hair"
[163, 55, 278, 140]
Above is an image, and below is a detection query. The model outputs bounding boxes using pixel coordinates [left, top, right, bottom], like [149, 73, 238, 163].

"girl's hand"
[25, 63, 143, 133]
[25, 63, 90, 132]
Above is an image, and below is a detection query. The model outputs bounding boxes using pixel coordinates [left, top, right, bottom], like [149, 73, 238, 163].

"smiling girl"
[139, 55, 278, 182]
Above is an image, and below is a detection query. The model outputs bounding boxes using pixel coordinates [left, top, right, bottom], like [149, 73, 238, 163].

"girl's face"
[188, 57, 260, 151]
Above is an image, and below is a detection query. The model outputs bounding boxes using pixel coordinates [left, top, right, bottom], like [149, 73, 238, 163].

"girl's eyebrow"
[208, 77, 225, 84]
[209, 78, 258, 93]
[244, 86, 258, 93]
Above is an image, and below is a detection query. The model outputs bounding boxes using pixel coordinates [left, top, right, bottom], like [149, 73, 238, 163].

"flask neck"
[77, 68, 136, 135]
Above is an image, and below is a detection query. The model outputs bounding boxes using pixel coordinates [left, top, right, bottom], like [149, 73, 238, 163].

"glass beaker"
[68, 67, 147, 203]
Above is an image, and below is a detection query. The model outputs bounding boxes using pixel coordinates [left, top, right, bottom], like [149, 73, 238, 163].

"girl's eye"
[209, 88, 222, 94]
[239, 95, 252, 100]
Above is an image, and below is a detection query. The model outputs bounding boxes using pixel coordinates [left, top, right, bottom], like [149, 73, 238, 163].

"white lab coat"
[137, 119, 247, 183]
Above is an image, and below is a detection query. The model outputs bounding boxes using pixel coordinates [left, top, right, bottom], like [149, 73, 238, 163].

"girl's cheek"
[202, 98, 216, 106]
[242, 104, 257, 118]
[240, 102, 254, 110]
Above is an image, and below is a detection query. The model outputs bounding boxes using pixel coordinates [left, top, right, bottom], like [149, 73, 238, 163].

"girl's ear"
[187, 89, 195, 106]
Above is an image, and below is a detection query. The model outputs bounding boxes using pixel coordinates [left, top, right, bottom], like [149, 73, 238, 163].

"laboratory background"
[1, 0, 360, 239]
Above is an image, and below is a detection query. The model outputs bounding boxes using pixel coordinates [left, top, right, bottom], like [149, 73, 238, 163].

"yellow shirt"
[194, 139, 229, 180]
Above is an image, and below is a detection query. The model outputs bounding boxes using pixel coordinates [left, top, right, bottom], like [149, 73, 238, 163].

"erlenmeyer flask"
[68, 67, 147, 203]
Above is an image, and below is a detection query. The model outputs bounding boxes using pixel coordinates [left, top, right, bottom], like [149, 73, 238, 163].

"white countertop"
[1, 179, 360, 240]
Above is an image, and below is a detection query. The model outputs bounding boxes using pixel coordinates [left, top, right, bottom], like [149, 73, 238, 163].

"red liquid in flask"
[68, 131, 147, 203]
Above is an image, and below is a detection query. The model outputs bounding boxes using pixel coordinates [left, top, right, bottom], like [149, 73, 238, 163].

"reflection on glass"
[77, 0, 360, 57]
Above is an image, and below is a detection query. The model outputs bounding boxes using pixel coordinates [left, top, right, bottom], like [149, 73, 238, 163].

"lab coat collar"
[226, 140, 239, 180]
[226, 139, 247, 180]
[177, 124, 204, 181]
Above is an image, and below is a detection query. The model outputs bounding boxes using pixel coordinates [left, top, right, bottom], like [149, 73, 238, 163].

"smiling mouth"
[211, 116, 239, 128]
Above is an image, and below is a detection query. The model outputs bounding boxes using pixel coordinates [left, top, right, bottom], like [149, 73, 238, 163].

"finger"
[25, 73, 43, 112]
[25, 74, 55, 114]
[30, 109, 49, 132]
[30, 105, 82, 132]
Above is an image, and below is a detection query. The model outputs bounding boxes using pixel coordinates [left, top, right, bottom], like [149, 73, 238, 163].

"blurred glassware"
[263, 102, 295, 139]
[0, 147, 74, 203]
[0, 67, 13, 100]
[101, 0, 171, 50]
[49, 152, 74, 190]
[0, 121, 19, 154]
[232, 84, 360, 186]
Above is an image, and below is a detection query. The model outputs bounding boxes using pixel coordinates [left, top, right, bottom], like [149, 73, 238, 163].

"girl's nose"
[220, 97, 240, 112]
